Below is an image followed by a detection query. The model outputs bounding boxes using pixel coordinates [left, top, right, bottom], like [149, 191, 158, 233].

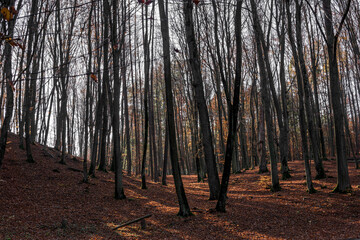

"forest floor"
[1, 133, 360, 240]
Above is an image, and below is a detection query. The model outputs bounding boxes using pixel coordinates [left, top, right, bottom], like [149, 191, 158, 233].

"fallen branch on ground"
[113, 214, 152, 230]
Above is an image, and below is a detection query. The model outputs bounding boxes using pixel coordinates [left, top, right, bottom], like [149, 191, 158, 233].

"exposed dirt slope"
[1, 133, 360, 239]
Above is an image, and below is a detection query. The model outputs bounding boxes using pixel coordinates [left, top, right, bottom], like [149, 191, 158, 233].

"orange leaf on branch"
[90, 74, 98, 82]
[6, 38, 16, 47]
[5, 37, 24, 50]
[1, 7, 13, 21]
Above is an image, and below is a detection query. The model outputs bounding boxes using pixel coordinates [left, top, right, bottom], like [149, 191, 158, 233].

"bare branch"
[334, 0, 352, 41]
[304, 0, 327, 44]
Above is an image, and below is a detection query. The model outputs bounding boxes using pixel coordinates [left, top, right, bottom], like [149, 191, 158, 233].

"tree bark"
[83, 2, 94, 183]
[98, 0, 110, 172]
[158, 0, 192, 216]
[123, 49, 132, 176]
[0, 0, 18, 168]
[286, 0, 315, 193]
[108, 0, 126, 199]
[141, 2, 152, 189]
[183, 0, 220, 200]
[322, 0, 351, 192]
[250, 0, 280, 191]
[216, 0, 243, 212]
[24, 0, 39, 163]
[295, 1, 325, 179]
[162, 115, 169, 185]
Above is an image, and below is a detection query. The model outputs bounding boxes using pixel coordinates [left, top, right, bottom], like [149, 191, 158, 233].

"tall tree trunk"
[250, 77, 259, 169]
[277, 1, 291, 179]
[17, 27, 27, 148]
[239, 86, 248, 170]
[258, 105, 268, 173]
[0, 0, 18, 168]
[156, 85, 163, 176]
[162, 115, 169, 185]
[322, 0, 351, 192]
[129, 9, 141, 176]
[183, 0, 220, 200]
[216, 0, 243, 212]
[141, 3, 152, 189]
[158, 0, 192, 216]
[149, 59, 158, 181]
[108, 0, 126, 199]
[141, 1, 150, 189]
[306, 15, 327, 161]
[192, 103, 204, 182]
[98, 0, 110, 172]
[250, 0, 280, 191]
[57, 0, 77, 165]
[24, 0, 39, 163]
[89, 5, 103, 177]
[209, 1, 227, 162]
[83, 2, 94, 183]
[286, 1, 315, 193]
[295, 1, 325, 179]
[123, 48, 132, 176]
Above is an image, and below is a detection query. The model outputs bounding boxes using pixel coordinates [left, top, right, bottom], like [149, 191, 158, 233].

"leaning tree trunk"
[183, 0, 220, 200]
[158, 0, 192, 216]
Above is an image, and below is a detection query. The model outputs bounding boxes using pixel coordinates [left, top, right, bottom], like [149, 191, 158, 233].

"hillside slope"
[1, 133, 360, 239]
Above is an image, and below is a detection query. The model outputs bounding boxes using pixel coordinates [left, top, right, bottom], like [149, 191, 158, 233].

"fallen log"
[113, 214, 152, 230]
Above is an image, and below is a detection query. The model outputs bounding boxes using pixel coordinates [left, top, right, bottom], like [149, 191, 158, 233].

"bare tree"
[216, 0, 243, 212]
[158, 0, 192, 216]
[183, 0, 220, 200]
[250, 0, 280, 191]
[0, 0, 20, 168]
[322, 0, 351, 192]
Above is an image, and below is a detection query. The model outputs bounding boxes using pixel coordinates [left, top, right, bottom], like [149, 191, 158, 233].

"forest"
[0, 0, 359, 239]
